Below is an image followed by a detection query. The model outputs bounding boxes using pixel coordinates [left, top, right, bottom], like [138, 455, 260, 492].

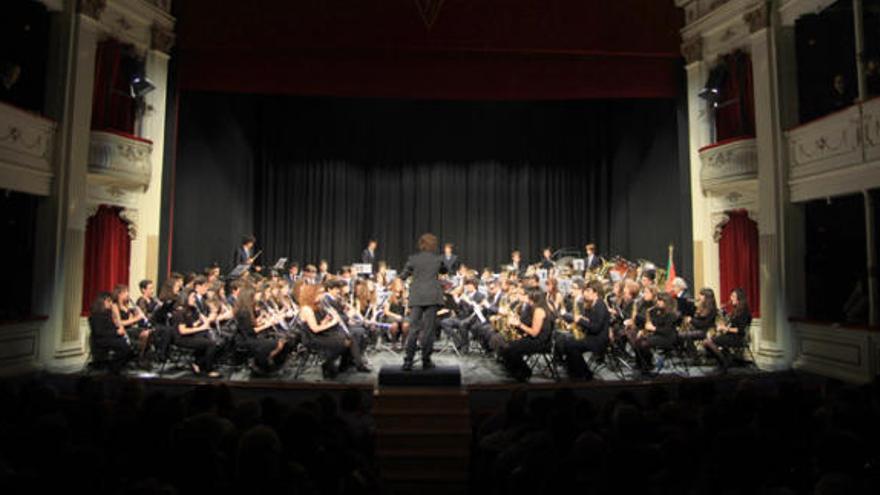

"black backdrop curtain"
[171, 93, 689, 274]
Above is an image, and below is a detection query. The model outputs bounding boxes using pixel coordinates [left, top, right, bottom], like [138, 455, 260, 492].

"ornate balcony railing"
[0, 101, 56, 195]
[698, 136, 758, 192]
[87, 130, 153, 191]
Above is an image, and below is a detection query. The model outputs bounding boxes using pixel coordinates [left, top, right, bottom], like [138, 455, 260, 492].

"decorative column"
[682, 37, 718, 292]
[746, 3, 792, 369]
[47, 1, 103, 365]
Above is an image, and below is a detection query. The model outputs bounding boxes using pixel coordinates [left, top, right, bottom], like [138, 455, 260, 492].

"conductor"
[399, 233, 447, 371]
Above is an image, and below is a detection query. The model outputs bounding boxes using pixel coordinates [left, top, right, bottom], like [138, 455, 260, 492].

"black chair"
[524, 335, 561, 381]
[291, 324, 325, 379]
[718, 328, 759, 370]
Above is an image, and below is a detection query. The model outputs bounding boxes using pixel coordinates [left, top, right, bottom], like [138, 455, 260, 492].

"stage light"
[130, 75, 156, 98]
[698, 65, 727, 101]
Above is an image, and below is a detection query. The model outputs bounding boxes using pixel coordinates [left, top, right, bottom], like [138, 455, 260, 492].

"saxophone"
[560, 297, 585, 340]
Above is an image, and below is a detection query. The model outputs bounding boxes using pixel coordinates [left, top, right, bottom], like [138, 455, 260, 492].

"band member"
[155, 273, 184, 325]
[234, 235, 260, 271]
[539, 246, 555, 270]
[640, 270, 656, 290]
[442, 243, 461, 274]
[172, 289, 221, 378]
[322, 279, 370, 372]
[509, 249, 527, 277]
[361, 239, 378, 271]
[545, 277, 564, 316]
[679, 287, 717, 341]
[226, 280, 242, 307]
[703, 288, 752, 370]
[136, 279, 161, 318]
[317, 259, 330, 284]
[88, 292, 134, 373]
[500, 288, 554, 382]
[669, 277, 696, 320]
[298, 284, 368, 378]
[286, 262, 300, 285]
[585, 243, 602, 272]
[235, 287, 289, 372]
[111, 284, 153, 365]
[400, 233, 447, 371]
[383, 278, 410, 347]
[561, 280, 610, 380]
[205, 264, 221, 284]
[441, 277, 487, 352]
[630, 291, 677, 373]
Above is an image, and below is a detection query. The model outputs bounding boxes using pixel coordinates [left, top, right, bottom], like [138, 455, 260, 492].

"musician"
[383, 278, 410, 348]
[630, 291, 678, 374]
[473, 280, 503, 352]
[192, 276, 211, 317]
[500, 288, 554, 382]
[703, 288, 752, 370]
[680, 287, 717, 342]
[585, 243, 602, 272]
[172, 289, 221, 378]
[561, 281, 610, 380]
[539, 247, 555, 270]
[88, 292, 134, 373]
[399, 233, 447, 371]
[235, 287, 289, 372]
[299, 284, 369, 378]
[545, 277, 564, 316]
[441, 277, 487, 352]
[155, 273, 184, 327]
[669, 277, 696, 319]
[286, 262, 300, 285]
[136, 279, 161, 319]
[361, 239, 378, 271]
[442, 243, 461, 274]
[317, 259, 330, 284]
[509, 250, 527, 277]
[302, 264, 318, 285]
[234, 235, 261, 272]
[226, 280, 242, 307]
[111, 284, 153, 365]
[323, 279, 370, 372]
[640, 270, 656, 290]
[205, 264, 221, 284]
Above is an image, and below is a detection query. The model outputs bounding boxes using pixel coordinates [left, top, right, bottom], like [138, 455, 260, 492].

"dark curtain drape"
[719, 210, 760, 316]
[91, 39, 135, 134]
[715, 51, 755, 142]
[82, 205, 131, 315]
[172, 94, 688, 274]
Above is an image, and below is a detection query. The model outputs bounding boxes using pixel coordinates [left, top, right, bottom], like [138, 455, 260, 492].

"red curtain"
[91, 39, 135, 134]
[715, 51, 756, 142]
[81, 205, 131, 315]
[719, 210, 760, 316]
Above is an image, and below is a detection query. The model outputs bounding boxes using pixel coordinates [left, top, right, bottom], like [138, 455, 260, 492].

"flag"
[665, 244, 676, 293]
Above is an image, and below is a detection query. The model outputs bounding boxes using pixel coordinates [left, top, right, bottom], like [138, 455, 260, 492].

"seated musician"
[298, 284, 370, 378]
[136, 279, 161, 320]
[500, 288, 554, 382]
[679, 288, 717, 342]
[383, 278, 410, 348]
[545, 277, 564, 316]
[669, 277, 696, 320]
[440, 277, 487, 352]
[703, 288, 752, 370]
[630, 291, 678, 374]
[539, 246, 555, 270]
[560, 280, 610, 380]
[111, 284, 153, 366]
[88, 292, 134, 373]
[172, 289, 221, 378]
[325, 279, 369, 363]
[472, 280, 503, 353]
[234, 287, 289, 373]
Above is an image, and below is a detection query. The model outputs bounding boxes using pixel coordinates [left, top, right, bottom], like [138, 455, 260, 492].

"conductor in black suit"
[399, 233, 447, 371]
[361, 239, 378, 271]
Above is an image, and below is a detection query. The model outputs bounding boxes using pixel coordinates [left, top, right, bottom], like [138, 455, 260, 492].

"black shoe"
[322, 361, 338, 379]
[402, 360, 414, 372]
[422, 358, 436, 370]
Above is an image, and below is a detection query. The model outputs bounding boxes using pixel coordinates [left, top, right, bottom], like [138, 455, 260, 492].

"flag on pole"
[665, 244, 676, 293]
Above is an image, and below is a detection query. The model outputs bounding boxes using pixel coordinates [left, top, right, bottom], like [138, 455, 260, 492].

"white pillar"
[747, 5, 793, 369]
[44, 9, 102, 368]
[682, 37, 718, 292]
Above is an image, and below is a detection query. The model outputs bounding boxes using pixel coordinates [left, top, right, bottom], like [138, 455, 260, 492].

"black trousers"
[500, 337, 549, 381]
[245, 336, 280, 370]
[175, 334, 218, 371]
[562, 335, 607, 379]
[405, 305, 440, 362]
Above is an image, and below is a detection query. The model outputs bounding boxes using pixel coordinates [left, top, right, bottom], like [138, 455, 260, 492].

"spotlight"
[698, 65, 727, 101]
[130, 75, 156, 98]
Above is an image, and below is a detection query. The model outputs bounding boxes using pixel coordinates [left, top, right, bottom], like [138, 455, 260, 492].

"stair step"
[375, 414, 470, 430]
[374, 389, 469, 410]
[381, 462, 470, 480]
[377, 430, 471, 450]
[377, 447, 470, 459]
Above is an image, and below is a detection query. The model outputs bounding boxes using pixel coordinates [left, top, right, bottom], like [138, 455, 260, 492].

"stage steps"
[374, 388, 471, 495]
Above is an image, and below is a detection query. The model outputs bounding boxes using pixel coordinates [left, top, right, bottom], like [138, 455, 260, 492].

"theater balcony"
[0, 101, 56, 196]
[698, 136, 758, 193]
[787, 98, 880, 201]
[87, 130, 153, 191]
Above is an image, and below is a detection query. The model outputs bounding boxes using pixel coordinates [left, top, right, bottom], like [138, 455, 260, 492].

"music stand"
[272, 258, 288, 271]
[352, 263, 373, 276]
[572, 258, 585, 272]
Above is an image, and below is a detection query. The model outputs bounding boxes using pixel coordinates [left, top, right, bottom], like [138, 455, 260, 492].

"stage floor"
[123, 346, 759, 386]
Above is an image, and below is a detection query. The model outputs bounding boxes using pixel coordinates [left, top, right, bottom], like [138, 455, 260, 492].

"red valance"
[81, 205, 131, 315]
[719, 210, 760, 317]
